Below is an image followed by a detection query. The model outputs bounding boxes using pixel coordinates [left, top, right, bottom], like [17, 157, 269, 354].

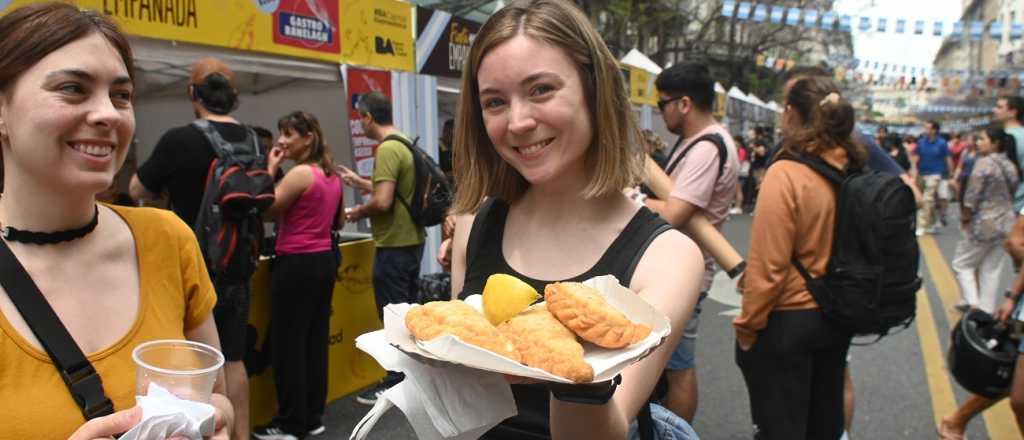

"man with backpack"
[645, 62, 740, 423]
[129, 58, 261, 440]
[342, 91, 426, 405]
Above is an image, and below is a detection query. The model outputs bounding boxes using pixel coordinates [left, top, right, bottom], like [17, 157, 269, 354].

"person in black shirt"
[128, 57, 254, 440]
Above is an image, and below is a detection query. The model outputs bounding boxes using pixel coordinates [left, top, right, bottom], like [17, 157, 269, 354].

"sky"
[834, 0, 963, 72]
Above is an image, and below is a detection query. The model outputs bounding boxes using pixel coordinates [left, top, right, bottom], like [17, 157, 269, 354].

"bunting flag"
[804, 9, 818, 28]
[736, 1, 750, 20]
[721, 0, 736, 17]
[786, 7, 801, 26]
[859, 16, 871, 32]
[752, 4, 767, 22]
[822, 11, 836, 31]
[722, 3, 1024, 41]
[840, 15, 852, 32]
[991, 21, 1003, 40]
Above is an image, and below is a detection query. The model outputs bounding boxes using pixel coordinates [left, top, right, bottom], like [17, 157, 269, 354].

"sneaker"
[308, 424, 326, 436]
[356, 382, 388, 405]
[253, 424, 298, 440]
[729, 207, 743, 215]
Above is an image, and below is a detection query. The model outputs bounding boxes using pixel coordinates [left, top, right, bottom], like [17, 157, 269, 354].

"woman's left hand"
[206, 393, 233, 440]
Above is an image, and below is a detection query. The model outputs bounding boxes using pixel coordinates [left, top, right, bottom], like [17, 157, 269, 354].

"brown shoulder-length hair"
[781, 76, 866, 169]
[451, 0, 643, 214]
[278, 111, 336, 177]
[0, 3, 134, 192]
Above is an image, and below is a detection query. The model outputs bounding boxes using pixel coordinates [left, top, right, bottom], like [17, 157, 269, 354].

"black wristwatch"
[1005, 289, 1021, 300]
[548, 374, 621, 405]
[726, 260, 747, 279]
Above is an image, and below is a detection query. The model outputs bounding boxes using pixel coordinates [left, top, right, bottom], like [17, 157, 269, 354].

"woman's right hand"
[68, 406, 142, 440]
[267, 146, 286, 173]
[995, 297, 1018, 322]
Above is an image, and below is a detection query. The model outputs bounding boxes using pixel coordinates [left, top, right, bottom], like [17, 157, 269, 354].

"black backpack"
[192, 120, 275, 280]
[382, 135, 452, 227]
[778, 153, 921, 339]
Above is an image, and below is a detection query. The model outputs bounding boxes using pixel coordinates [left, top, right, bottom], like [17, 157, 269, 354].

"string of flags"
[722, 0, 1023, 41]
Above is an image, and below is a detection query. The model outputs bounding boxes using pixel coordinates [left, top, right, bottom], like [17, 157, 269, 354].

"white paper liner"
[381, 275, 671, 383]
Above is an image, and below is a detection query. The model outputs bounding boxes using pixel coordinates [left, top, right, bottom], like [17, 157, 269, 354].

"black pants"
[372, 244, 424, 319]
[735, 309, 851, 440]
[270, 251, 337, 435]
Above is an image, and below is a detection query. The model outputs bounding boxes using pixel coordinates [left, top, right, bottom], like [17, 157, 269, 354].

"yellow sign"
[249, 239, 385, 426]
[0, 0, 343, 62]
[628, 67, 658, 106]
[714, 90, 727, 119]
[340, 0, 415, 71]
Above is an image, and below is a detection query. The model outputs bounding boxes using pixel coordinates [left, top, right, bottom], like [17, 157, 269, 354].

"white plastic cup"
[132, 339, 224, 403]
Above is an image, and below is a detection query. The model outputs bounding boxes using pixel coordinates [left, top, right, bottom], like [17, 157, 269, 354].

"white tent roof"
[747, 94, 767, 107]
[620, 49, 663, 74]
[766, 101, 782, 112]
[715, 82, 726, 93]
[727, 86, 750, 102]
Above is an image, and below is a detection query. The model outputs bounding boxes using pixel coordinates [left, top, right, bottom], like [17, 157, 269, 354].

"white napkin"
[351, 330, 517, 440]
[119, 382, 216, 440]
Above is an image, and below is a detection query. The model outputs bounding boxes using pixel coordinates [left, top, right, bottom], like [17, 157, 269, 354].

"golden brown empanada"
[405, 300, 522, 362]
[497, 304, 594, 383]
[545, 282, 652, 349]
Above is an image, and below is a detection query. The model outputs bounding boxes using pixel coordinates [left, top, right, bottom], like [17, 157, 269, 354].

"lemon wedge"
[482, 274, 541, 325]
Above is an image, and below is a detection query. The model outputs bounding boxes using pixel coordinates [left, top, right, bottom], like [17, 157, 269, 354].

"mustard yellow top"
[0, 205, 217, 439]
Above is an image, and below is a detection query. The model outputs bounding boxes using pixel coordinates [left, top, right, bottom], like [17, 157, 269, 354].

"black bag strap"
[664, 133, 728, 181]
[191, 119, 261, 162]
[0, 240, 114, 420]
[380, 134, 419, 219]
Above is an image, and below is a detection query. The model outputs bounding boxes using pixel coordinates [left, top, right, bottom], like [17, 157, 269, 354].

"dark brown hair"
[451, 0, 642, 213]
[0, 3, 134, 93]
[0, 3, 133, 192]
[782, 76, 866, 169]
[278, 111, 336, 177]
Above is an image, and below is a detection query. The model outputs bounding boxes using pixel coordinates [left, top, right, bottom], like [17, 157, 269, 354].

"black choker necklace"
[1, 205, 99, 245]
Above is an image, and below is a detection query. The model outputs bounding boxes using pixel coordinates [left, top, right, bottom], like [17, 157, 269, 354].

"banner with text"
[0, 0, 342, 62]
[341, 0, 415, 72]
[345, 66, 393, 178]
[415, 6, 480, 79]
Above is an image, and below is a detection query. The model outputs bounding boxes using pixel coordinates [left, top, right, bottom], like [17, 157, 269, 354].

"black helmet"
[948, 309, 1019, 398]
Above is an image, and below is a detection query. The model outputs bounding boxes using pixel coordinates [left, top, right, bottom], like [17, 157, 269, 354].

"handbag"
[0, 239, 114, 420]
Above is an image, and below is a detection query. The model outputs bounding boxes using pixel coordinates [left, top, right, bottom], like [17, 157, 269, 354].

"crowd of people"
[6, 1, 1024, 440]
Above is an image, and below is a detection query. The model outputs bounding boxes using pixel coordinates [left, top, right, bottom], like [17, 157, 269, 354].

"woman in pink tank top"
[259, 111, 343, 438]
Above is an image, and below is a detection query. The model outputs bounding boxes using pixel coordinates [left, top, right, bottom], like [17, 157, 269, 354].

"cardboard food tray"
[382, 275, 671, 383]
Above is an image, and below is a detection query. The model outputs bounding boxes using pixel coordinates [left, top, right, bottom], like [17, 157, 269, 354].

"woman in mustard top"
[0, 4, 231, 439]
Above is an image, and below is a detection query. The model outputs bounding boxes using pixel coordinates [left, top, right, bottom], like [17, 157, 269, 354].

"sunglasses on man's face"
[658, 96, 684, 112]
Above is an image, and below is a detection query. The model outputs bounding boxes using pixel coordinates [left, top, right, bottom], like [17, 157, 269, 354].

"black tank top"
[459, 199, 671, 439]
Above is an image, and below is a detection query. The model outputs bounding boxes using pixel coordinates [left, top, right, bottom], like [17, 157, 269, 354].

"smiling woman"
[448, 1, 704, 440]
[0, 3, 232, 439]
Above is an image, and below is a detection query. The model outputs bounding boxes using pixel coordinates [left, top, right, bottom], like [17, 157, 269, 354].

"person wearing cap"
[129, 57, 254, 440]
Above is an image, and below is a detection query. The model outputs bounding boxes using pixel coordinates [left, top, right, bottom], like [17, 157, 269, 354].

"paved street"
[318, 212, 1022, 440]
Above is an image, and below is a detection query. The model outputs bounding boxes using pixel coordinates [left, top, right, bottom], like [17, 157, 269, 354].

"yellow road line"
[915, 284, 960, 429]
[919, 236, 1019, 439]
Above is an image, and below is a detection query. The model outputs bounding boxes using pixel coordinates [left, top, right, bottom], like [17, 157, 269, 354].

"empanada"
[405, 300, 521, 362]
[497, 304, 594, 383]
[545, 282, 652, 349]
